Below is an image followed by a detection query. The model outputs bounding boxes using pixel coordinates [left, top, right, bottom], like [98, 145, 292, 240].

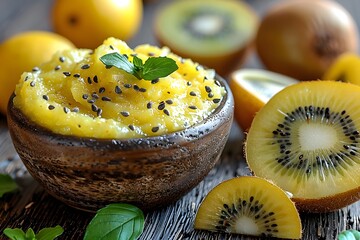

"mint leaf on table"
[3, 226, 64, 240]
[338, 229, 360, 240]
[99, 52, 178, 81]
[0, 173, 18, 197]
[35, 226, 64, 240]
[84, 203, 145, 240]
[3, 228, 28, 240]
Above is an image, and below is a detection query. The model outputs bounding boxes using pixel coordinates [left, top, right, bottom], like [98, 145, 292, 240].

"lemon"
[51, 0, 143, 49]
[229, 69, 298, 131]
[0, 31, 75, 115]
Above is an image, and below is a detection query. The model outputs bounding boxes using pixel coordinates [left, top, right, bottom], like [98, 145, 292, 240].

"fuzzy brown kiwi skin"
[293, 186, 360, 213]
[255, 0, 358, 81]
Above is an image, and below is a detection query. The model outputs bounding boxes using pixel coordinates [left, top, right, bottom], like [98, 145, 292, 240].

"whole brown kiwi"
[256, 0, 358, 81]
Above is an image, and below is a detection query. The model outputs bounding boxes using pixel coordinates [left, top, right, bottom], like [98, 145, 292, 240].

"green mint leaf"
[99, 53, 136, 76]
[0, 173, 18, 198]
[142, 57, 178, 80]
[133, 56, 144, 70]
[36, 226, 64, 240]
[100, 52, 178, 81]
[3, 228, 27, 240]
[84, 203, 144, 240]
[338, 229, 360, 240]
[24, 229, 35, 239]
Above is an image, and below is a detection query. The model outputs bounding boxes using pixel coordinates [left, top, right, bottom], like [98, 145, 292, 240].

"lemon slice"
[229, 69, 298, 131]
[194, 176, 302, 239]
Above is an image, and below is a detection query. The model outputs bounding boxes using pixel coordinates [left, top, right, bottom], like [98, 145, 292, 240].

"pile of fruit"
[1, 0, 360, 239]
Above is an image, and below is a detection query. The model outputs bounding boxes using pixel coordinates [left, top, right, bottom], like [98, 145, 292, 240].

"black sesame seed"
[163, 109, 170, 116]
[128, 125, 135, 131]
[187, 81, 192, 86]
[215, 80, 221, 87]
[30, 81, 35, 87]
[59, 56, 66, 62]
[81, 64, 90, 69]
[87, 76, 92, 84]
[133, 85, 140, 91]
[82, 94, 89, 99]
[120, 111, 130, 117]
[105, 65, 112, 69]
[152, 126, 159, 132]
[208, 92, 214, 98]
[93, 75, 98, 83]
[147, 102, 153, 109]
[124, 83, 132, 88]
[87, 99, 95, 104]
[42, 95, 49, 101]
[115, 86, 122, 94]
[63, 71, 71, 77]
[99, 87, 105, 93]
[190, 91, 197, 96]
[189, 105, 197, 110]
[205, 86, 212, 93]
[151, 78, 159, 84]
[158, 101, 166, 110]
[48, 105, 55, 110]
[24, 76, 29, 81]
[101, 96, 111, 101]
[73, 73, 81, 78]
[139, 88, 147, 92]
[109, 45, 114, 50]
[54, 65, 61, 71]
[213, 98, 221, 103]
[32, 67, 40, 72]
[165, 99, 173, 105]
[72, 107, 79, 112]
[63, 107, 70, 113]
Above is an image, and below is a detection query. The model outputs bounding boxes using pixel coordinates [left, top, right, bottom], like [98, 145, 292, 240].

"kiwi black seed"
[246, 81, 360, 213]
[154, 0, 258, 76]
[194, 176, 302, 239]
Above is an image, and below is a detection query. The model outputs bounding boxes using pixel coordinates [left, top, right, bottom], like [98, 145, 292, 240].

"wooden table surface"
[1, 0, 360, 239]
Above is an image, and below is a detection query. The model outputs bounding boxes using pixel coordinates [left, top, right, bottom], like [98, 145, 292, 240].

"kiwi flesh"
[245, 81, 360, 212]
[194, 176, 302, 239]
[154, 0, 258, 76]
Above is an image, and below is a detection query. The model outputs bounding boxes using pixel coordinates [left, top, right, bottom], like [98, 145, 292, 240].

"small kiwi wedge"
[194, 176, 302, 239]
[245, 81, 360, 213]
[230, 69, 298, 131]
[154, 0, 258, 76]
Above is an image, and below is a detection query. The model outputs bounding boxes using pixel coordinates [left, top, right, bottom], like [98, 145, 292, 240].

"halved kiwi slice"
[230, 69, 298, 131]
[245, 81, 360, 212]
[194, 176, 302, 239]
[154, 0, 258, 76]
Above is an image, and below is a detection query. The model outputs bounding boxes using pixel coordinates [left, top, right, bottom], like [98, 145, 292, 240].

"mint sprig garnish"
[84, 203, 144, 240]
[0, 173, 18, 198]
[100, 52, 178, 80]
[3, 225, 64, 240]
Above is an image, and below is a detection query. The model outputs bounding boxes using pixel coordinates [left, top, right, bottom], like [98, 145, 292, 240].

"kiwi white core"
[190, 15, 224, 36]
[298, 123, 337, 151]
[234, 216, 259, 235]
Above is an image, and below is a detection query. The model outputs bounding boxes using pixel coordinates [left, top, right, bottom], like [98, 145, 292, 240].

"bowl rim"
[8, 74, 234, 147]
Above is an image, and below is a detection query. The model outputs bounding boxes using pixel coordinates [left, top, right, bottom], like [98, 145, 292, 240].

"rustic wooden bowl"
[7, 75, 234, 212]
